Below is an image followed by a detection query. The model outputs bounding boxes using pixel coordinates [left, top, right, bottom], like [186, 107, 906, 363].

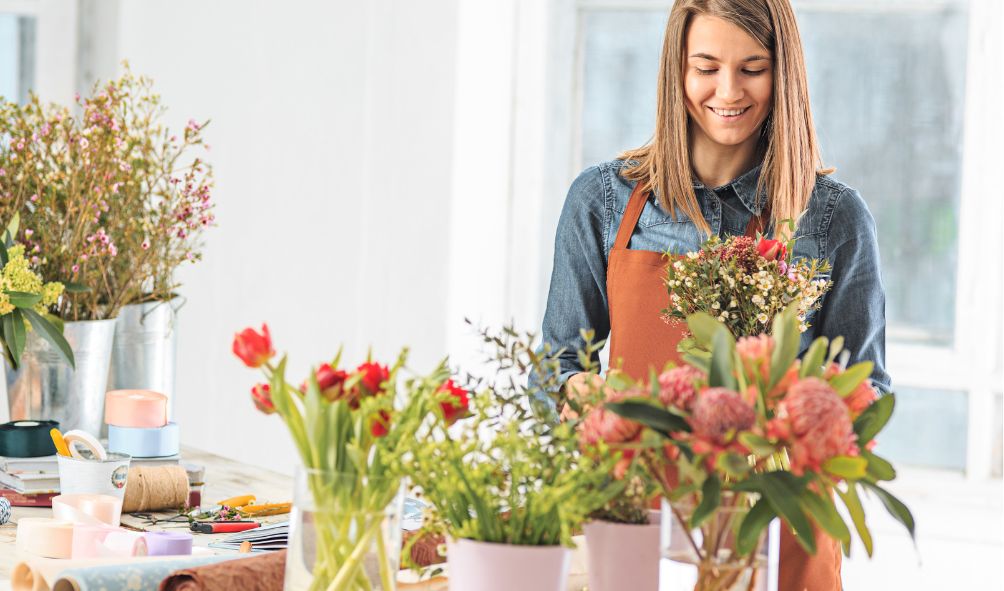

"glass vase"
[660, 497, 780, 591]
[284, 467, 404, 591]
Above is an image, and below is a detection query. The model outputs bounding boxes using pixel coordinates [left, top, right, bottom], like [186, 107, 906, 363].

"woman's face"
[683, 15, 773, 150]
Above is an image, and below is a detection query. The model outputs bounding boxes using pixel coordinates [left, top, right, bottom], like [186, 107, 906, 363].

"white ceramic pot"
[447, 538, 571, 591]
[583, 511, 661, 591]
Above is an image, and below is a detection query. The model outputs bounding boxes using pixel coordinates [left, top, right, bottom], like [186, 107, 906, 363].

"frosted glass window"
[0, 14, 35, 104]
[579, 2, 969, 347]
[875, 387, 968, 471]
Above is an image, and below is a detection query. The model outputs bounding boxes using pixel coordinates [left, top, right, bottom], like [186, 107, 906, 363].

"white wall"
[88, 0, 460, 471]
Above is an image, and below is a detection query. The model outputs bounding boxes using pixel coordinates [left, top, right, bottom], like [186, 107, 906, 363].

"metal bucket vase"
[5, 318, 118, 437]
[107, 297, 181, 418]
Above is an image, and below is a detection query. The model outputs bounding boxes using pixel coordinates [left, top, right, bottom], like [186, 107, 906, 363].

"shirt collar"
[691, 163, 765, 215]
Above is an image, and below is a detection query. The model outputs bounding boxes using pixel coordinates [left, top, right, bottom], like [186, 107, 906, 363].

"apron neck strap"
[613, 182, 649, 250]
[744, 199, 771, 238]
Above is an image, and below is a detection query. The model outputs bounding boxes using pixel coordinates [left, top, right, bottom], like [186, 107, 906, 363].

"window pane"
[0, 14, 36, 104]
[876, 387, 968, 471]
[578, 2, 969, 346]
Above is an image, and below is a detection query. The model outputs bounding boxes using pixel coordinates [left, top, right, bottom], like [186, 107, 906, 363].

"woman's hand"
[560, 372, 607, 421]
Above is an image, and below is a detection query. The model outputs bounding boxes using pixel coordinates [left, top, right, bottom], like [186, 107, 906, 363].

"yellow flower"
[0, 292, 12, 316]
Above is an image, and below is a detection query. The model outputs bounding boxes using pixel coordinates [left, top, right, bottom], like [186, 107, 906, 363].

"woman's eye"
[696, 68, 717, 75]
[743, 69, 767, 76]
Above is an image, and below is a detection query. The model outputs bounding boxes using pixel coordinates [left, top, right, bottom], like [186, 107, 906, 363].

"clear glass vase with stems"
[661, 494, 780, 591]
[284, 467, 405, 591]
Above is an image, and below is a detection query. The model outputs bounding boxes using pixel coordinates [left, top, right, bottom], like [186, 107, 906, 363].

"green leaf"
[860, 481, 915, 542]
[769, 304, 801, 389]
[737, 497, 776, 556]
[799, 337, 828, 379]
[759, 472, 816, 554]
[799, 488, 850, 544]
[738, 432, 776, 456]
[6, 291, 41, 308]
[682, 353, 710, 374]
[605, 399, 691, 435]
[836, 483, 873, 557]
[829, 361, 874, 397]
[691, 474, 721, 529]
[715, 452, 751, 478]
[8, 309, 25, 366]
[62, 282, 91, 294]
[21, 308, 74, 369]
[862, 450, 896, 481]
[708, 328, 738, 390]
[687, 312, 725, 348]
[0, 313, 16, 369]
[5, 213, 19, 244]
[826, 336, 844, 366]
[604, 371, 634, 391]
[822, 456, 868, 480]
[0, 239, 8, 268]
[853, 393, 895, 444]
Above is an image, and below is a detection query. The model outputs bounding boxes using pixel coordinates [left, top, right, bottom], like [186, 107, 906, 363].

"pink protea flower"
[844, 381, 879, 420]
[657, 366, 705, 411]
[580, 389, 643, 446]
[690, 387, 756, 445]
[768, 377, 858, 476]
[736, 335, 774, 383]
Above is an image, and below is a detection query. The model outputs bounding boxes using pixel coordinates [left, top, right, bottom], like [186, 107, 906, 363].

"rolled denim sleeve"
[531, 166, 611, 408]
[807, 187, 892, 393]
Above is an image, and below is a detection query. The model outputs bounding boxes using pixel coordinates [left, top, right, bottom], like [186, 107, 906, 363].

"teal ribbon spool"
[0, 420, 60, 457]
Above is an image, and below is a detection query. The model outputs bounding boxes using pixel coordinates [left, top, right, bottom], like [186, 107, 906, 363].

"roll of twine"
[0, 497, 11, 525]
[121, 465, 189, 513]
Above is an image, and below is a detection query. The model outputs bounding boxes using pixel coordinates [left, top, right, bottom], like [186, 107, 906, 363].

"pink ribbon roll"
[104, 390, 168, 428]
[71, 524, 118, 559]
[100, 530, 149, 557]
[52, 494, 123, 527]
[144, 531, 194, 556]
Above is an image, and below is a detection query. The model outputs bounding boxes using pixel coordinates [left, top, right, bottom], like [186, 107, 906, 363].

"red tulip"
[356, 362, 389, 395]
[756, 238, 787, 261]
[251, 383, 275, 414]
[311, 363, 349, 402]
[369, 410, 391, 437]
[232, 324, 275, 368]
[438, 379, 471, 425]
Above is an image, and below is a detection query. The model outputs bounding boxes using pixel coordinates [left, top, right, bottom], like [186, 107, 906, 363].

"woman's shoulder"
[799, 173, 876, 238]
[564, 160, 635, 212]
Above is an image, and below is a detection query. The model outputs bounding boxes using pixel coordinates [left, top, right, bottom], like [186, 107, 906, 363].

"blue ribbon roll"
[107, 422, 180, 457]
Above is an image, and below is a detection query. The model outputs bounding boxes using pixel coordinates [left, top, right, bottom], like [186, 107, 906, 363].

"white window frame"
[502, 0, 1001, 478]
[0, 0, 77, 105]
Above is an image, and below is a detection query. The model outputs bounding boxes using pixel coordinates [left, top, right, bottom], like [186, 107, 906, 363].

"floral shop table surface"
[0, 446, 591, 590]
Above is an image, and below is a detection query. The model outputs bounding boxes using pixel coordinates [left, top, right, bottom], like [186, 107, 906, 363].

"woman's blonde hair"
[619, 0, 830, 236]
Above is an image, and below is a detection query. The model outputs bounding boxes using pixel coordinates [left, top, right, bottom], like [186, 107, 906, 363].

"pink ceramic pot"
[446, 538, 572, 591]
[583, 511, 661, 591]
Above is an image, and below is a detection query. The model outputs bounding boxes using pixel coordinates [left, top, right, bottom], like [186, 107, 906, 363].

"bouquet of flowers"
[232, 324, 457, 591]
[602, 305, 913, 590]
[664, 232, 831, 336]
[0, 66, 214, 320]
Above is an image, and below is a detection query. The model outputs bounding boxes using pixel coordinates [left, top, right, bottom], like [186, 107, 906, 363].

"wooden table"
[0, 446, 590, 590]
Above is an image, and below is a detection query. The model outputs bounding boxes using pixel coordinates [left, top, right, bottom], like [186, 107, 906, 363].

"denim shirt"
[537, 159, 891, 403]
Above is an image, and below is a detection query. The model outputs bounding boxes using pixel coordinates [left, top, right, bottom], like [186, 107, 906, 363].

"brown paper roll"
[122, 465, 189, 513]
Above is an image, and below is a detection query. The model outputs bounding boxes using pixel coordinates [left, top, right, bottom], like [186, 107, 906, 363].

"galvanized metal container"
[5, 318, 118, 437]
[107, 297, 181, 418]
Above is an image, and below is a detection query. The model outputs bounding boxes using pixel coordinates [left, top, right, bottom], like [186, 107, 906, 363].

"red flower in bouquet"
[736, 335, 774, 383]
[657, 366, 705, 412]
[823, 362, 879, 420]
[307, 363, 351, 403]
[232, 324, 274, 368]
[583, 389, 644, 446]
[251, 383, 274, 414]
[438, 379, 471, 425]
[767, 377, 858, 476]
[369, 410, 391, 438]
[756, 238, 787, 261]
[357, 362, 389, 395]
[690, 387, 756, 446]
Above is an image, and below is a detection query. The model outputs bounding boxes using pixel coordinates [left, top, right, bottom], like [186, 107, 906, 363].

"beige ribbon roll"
[15, 518, 75, 559]
[61, 430, 108, 461]
[51, 494, 122, 527]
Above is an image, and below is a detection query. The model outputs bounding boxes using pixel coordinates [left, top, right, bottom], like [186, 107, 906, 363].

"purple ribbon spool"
[143, 531, 194, 556]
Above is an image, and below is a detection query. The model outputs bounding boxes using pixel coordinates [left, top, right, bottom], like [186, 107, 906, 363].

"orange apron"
[606, 182, 842, 590]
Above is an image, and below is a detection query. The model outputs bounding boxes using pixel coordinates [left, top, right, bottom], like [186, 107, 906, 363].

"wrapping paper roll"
[15, 518, 75, 558]
[57, 453, 131, 500]
[144, 531, 194, 556]
[51, 494, 122, 527]
[100, 530, 148, 557]
[71, 525, 117, 559]
[108, 422, 180, 457]
[104, 390, 168, 428]
[0, 420, 60, 457]
[10, 550, 222, 591]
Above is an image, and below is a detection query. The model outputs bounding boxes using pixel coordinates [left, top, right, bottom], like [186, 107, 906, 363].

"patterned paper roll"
[104, 390, 168, 428]
[100, 530, 148, 557]
[144, 531, 194, 556]
[15, 518, 75, 558]
[108, 422, 180, 457]
[52, 494, 123, 527]
[71, 524, 118, 559]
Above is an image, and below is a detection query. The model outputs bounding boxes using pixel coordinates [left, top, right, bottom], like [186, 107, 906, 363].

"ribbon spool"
[144, 531, 194, 556]
[62, 430, 108, 461]
[108, 422, 180, 457]
[105, 390, 168, 428]
[0, 420, 60, 457]
[52, 494, 123, 527]
[71, 524, 118, 559]
[15, 518, 75, 558]
[101, 530, 148, 557]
